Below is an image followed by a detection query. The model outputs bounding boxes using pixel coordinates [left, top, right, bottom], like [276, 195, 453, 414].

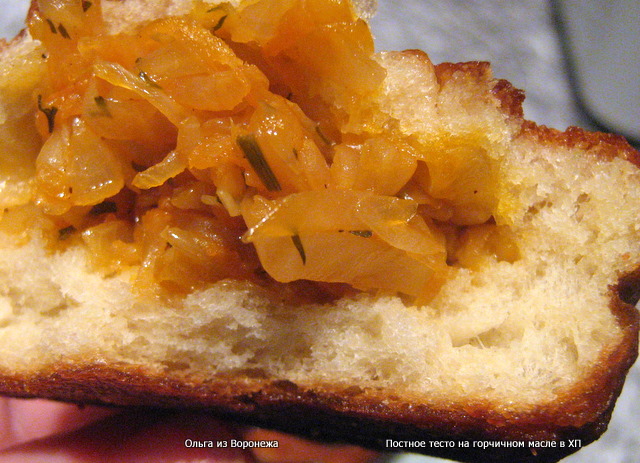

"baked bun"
[0, 1, 639, 462]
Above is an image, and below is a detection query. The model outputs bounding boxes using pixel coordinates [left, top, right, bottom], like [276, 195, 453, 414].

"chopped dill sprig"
[37, 95, 58, 134]
[45, 19, 57, 34]
[315, 124, 333, 146]
[236, 134, 282, 191]
[138, 71, 161, 88]
[212, 15, 227, 32]
[58, 23, 71, 39]
[349, 230, 373, 238]
[291, 234, 306, 264]
[93, 96, 112, 117]
[338, 229, 374, 238]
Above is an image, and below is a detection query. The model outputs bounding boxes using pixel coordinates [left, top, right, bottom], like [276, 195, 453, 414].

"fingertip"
[0, 398, 115, 451]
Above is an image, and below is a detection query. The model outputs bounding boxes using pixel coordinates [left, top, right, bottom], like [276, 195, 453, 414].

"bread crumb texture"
[1, 119, 639, 407]
[0, 0, 639, 414]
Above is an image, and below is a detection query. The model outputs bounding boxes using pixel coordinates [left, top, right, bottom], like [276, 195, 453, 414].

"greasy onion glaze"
[1, 0, 519, 303]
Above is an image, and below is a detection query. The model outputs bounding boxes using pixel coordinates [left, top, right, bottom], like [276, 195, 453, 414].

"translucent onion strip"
[132, 150, 187, 189]
[93, 60, 191, 126]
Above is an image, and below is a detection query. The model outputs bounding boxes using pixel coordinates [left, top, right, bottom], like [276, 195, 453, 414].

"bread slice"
[1, 1, 639, 462]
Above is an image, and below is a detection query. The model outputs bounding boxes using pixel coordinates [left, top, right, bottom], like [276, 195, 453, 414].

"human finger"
[244, 428, 380, 463]
[0, 409, 253, 463]
[0, 398, 115, 451]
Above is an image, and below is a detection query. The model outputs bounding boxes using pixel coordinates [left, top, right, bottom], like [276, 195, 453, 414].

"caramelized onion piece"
[35, 118, 124, 214]
[1, 0, 513, 302]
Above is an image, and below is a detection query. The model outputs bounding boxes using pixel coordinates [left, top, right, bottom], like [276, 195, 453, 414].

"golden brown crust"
[433, 60, 640, 165]
[520, 121, 640, 166]
[434, 60, 493, 84]
[433, 60, 526, 121]
[0, 23, 28, 56]
[491, 78, 526, 119]
[27, 0, 39, 22]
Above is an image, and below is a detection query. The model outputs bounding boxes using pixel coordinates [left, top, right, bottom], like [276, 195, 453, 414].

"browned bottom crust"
[0, 284, 637, 463]
[0, 365, 624, 462]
